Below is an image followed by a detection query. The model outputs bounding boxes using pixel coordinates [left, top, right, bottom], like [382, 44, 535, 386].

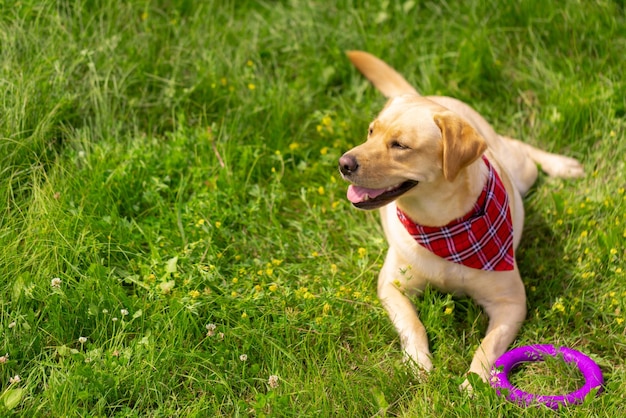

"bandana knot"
[397, 157, 514, 271]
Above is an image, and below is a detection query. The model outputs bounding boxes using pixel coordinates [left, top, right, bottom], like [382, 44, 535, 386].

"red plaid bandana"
[397, 157, 514, 271]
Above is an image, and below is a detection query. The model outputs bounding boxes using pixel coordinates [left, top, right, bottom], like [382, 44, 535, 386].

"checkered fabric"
[397, 157, 514, 271]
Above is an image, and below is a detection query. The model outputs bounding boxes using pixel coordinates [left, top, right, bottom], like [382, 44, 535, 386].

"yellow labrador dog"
[339, 51, 583, 386]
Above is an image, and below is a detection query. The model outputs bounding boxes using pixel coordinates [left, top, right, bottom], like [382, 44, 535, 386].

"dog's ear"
[433, 112, 487, 182]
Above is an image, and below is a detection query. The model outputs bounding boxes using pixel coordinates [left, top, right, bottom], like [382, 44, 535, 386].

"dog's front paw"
[403, 349, 433, 375]
[459, 371, 489, 393]
[459, 378, 475, 393]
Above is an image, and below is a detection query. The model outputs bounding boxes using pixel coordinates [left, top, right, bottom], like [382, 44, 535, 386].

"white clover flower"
[121, 309, 129, 316]
[0, 353, 8, 364]
[9, 375, 20, 384]
[268, 375, 279, 389]
[102, 309, 109, 314]
[239, 354, 248, 362]
[51, 277, 62, 288]
[206, 323, 217, 337]
[8, 322, 16, 329]
[78, 336, 87, 344]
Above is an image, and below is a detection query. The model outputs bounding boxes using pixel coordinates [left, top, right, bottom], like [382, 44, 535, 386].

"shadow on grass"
[517, 179, 577, 317]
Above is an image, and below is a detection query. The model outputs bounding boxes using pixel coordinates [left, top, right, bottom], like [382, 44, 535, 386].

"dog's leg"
[378, 279, 433, 372]
[500, 136, 585, 184]
[377, 250, 433, 372]
[522, 143, 584, 178]
[463, 275, 527, 387]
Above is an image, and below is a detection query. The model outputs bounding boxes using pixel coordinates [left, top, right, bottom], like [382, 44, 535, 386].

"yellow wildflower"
[552, 298, 565, 313]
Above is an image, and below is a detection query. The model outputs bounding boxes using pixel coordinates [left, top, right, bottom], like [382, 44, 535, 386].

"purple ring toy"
[490, 344, 603, 410]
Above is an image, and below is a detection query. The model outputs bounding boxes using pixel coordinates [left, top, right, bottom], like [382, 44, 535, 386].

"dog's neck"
[396, 156, 514, 271]
[395, 157, 488, 227]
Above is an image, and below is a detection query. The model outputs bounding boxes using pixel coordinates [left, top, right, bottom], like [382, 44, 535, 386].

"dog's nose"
[339, 153, 359, 175]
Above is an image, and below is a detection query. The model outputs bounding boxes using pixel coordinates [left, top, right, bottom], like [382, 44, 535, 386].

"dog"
[339, 51, 584, 387]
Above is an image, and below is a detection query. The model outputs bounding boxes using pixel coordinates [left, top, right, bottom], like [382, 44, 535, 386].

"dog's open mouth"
[346, 180, 419, 210]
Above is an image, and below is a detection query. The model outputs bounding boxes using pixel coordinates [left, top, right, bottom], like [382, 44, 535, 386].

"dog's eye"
[390, 140, 408, 150]
[368, 127, 373, 136]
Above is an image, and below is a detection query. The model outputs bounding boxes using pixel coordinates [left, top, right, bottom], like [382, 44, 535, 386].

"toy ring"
[490, 344, 603, 409]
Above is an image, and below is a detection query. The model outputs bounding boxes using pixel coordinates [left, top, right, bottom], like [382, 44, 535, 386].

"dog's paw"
[459, 378, 474, 393]
[402, 349, 433, 375]
[459, 371, 490, 394]
[542, 155, 584, 178]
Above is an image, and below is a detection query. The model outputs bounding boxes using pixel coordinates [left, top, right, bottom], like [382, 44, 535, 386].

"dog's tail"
[346, 50, 419, 98]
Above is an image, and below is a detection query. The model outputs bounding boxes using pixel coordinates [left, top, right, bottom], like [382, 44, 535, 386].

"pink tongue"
[347, 185, 388, 203]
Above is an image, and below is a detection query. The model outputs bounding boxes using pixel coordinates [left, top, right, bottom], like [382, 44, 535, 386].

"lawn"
[1, 0, 625, 416]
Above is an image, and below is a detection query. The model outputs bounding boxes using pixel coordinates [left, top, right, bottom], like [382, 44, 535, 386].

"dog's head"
[339, 95, 487, 210]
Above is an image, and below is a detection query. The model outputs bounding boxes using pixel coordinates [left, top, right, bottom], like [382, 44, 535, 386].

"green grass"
[1, 0, 625, 416]
[509, 354, 586, 397]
